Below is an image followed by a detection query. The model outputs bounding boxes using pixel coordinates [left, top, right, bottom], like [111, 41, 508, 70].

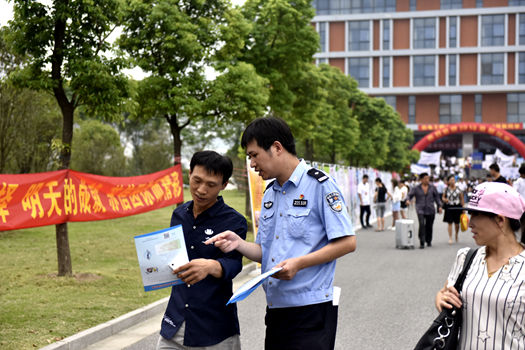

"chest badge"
[264, 201, 273, 209]
[293, 194, 308, 207]
[326, 192, 343, 212]
[204, 228, 214, 236]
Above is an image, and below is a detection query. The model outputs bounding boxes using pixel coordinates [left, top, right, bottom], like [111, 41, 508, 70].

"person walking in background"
[208, 117, 356, 350]
[434, 182, 525, 349]
[158, 151, 246, 350]
[398, 179, 409, 219]
[513, 164, 525, 199]
[406, 173, 442, 249]
[442, 175, 464, 244]
[489, 163, 507, 183]
[357, 174, 372, 229]
[374, 177, 392, 232]
[390, 179, 401, 230]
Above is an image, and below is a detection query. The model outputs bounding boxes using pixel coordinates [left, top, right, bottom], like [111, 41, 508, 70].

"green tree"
[8, 0, 130, 276]
[70, 120, 126, 176]
[119, 0, 269, 164]
[239, 0, 319, 117]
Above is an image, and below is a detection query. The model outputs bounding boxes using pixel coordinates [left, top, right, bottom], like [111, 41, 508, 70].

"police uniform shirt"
[160, 197, 247, 347]
[257, 160, 355, 308]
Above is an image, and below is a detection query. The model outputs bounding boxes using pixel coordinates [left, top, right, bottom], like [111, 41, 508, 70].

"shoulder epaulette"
[307, 168, 329, 183]
[264, 180, 276, 192]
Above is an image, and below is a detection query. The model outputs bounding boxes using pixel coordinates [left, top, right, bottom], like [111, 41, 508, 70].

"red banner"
[0, 165, 184, 231]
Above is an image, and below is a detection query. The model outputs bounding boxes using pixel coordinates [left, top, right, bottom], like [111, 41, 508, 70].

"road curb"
[40, 262, 258, 350]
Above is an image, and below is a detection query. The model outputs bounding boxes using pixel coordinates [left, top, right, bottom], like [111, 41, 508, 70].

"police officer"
[208, 117, 356, 350]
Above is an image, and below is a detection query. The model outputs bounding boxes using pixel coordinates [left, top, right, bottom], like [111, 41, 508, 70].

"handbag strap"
[453, 248, 479, 292]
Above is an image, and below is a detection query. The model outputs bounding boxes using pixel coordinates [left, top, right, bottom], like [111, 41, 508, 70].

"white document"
[333, 286, 341, 306]
[134, 225, 189, 292]
[227, 267, 283, 305]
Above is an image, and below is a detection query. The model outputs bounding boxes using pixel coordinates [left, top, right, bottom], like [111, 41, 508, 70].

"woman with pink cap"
[433, 182, 525, 349]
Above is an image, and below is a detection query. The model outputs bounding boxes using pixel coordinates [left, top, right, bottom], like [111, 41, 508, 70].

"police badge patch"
[264, 201, 273, 209]
[326, 192, 343, 212]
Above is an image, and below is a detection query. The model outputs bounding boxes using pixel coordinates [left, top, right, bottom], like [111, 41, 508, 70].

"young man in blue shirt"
[208, 117, 356, 350]
[157, 151, 247, 350]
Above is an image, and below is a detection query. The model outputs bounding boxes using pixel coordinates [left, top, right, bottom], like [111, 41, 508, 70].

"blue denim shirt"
[160, 197, 247, 346]
[256, 161, 354, 308]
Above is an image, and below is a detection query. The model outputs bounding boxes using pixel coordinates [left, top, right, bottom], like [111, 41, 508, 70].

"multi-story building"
[312, 0, 525, 158]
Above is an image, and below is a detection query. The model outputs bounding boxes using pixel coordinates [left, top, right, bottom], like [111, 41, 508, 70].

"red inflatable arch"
[412, 122, 525, 158]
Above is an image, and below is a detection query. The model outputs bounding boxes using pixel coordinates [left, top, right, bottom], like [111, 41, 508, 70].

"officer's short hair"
[190, 151, 233, 184]
[241, 117, 297, 155]
[419, 172, 429, 180]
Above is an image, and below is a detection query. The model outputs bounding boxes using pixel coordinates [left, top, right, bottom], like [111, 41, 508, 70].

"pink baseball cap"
[465, 182, 525, 220]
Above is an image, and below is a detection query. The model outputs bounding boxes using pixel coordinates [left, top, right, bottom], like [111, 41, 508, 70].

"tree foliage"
[119, 0, 269, 163]
[7, 0, 131, 276]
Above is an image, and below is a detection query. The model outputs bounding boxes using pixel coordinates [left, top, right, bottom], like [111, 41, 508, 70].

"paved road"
[126, 212, 476, 350]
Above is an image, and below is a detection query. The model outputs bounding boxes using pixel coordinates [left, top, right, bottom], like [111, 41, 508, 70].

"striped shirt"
[447, 246, 525, 350]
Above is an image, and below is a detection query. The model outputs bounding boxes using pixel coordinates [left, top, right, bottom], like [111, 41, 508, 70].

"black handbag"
[413, 248, 478, 350]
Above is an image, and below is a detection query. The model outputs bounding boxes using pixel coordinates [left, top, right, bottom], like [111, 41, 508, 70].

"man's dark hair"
[241, 117, 296, 155]
[190, 151, 233, 184]
[419, 172, 429, 180]
[489, 163, 500, 172]
[363, 174, 369, 179]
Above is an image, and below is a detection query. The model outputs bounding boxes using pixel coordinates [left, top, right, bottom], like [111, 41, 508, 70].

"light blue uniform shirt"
[256, 160, 354, 308]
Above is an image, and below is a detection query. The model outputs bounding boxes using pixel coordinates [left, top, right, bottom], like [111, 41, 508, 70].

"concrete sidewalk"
[40, 263, 259, 350]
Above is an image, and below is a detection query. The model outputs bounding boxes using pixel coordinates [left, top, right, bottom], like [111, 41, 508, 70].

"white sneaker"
[389, 227, 396, 231]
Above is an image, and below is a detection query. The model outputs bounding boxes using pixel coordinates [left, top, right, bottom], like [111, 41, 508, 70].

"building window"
[383, 57, 391, 87]
[510, 0, 525, 5]
[408, 96, 416, 123]
[348, 21, 370, 51]
[377, 96, 397, 110]
[507, 93, 525, 123]
[476, 0, 483, 7]
[475, 94, 482, 123]
[382, 19, 390, 50]
[449, 55, 457, 86]
[480, 53, 504, 85]
[312, 0, 395, 15]
[519, 13, 525, 45]
[413, 18, 436, 49]
[413, 55, 436, 87]
[439, 95, 462, 124]
[520, 53, 525, 84]
[318, 22, 327, 52]
[410, 0, 416, 11]
[348, 58, 370, 87]
[317, 58, 328, 65]
[449, 17, 457, 48]
[481, 15, 505, 46]
[441, 0, 462, 9]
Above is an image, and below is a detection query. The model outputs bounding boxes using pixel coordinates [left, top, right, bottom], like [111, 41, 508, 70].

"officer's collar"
[285, 160, 308, 187]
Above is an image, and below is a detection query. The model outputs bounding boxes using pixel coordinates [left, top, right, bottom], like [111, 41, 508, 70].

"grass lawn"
[0, 189, 250, 349]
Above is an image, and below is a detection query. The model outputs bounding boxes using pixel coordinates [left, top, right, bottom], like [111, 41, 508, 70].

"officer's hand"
[173, 259, 219, 285]
[438, 207, 443, 214]
[205, 230, 242, 253]
[273, 257, 303, 280]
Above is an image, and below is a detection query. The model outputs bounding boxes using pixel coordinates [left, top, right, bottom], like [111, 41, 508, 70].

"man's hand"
[273, 257, 303, 280]
[438, 207, 443, 214]
[172, 259, 222, 285]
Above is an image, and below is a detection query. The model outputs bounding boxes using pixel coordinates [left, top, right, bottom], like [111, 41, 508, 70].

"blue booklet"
[227, 267, 282, 305]
[134, 225, 189, 292]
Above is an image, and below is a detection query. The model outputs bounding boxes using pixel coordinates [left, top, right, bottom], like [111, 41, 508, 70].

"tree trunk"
[54, 99, 74, 277]
[167, 115, 182, 165]
[304, 139, 314, 161]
